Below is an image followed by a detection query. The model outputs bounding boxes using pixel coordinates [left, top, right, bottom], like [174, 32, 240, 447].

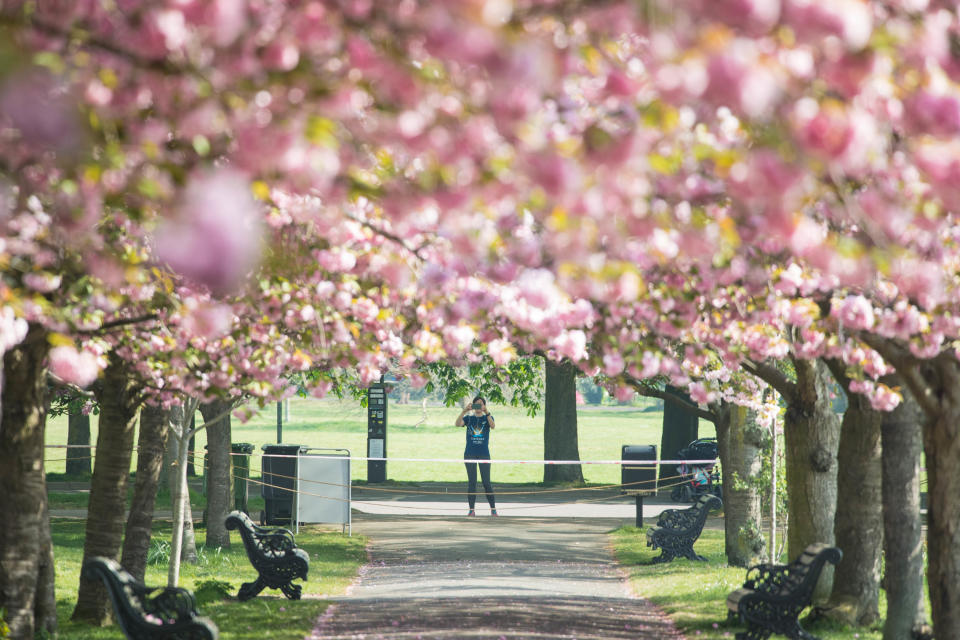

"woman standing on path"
[455, 396, 497, 516]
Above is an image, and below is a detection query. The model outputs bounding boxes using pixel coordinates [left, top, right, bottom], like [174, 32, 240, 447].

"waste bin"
[261, 444, 304, 525]
[622, 445, 658, 527]
[622, 445, 658, 493]
[232, 443, 255, 513]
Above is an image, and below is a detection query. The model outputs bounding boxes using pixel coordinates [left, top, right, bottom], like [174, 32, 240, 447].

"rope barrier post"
[635, 494, 644, 528]
[232, 443, 255, 514]
[276, 401, 283, 444]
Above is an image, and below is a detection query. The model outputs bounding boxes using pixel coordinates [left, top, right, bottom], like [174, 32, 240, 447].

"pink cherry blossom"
[22, 272, 62, 293]
[48, 345, 101, 387]
[152, 169, 263, 296]
[487, 339, 515, 366]
[552, 330, 588, 362]
[833, 295, 875, 330]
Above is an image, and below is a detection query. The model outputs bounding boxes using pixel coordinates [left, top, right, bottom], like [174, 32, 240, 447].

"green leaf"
[192, 135, 211, 156]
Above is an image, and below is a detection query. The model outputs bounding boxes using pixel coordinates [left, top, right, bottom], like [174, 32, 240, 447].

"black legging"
[465, 461, 496, 509]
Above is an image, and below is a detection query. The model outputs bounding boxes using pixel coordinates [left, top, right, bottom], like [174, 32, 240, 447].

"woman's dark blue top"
[463, 414, 492, 459]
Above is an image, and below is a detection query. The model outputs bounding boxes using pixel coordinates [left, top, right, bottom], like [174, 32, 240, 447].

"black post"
[635, 495, 644, 528]
[367, 380, 387, 483]
[276, 401, 282, 443]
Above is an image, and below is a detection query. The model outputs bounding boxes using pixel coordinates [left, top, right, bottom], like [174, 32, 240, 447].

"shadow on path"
[313, 595, 685, 639]
[310, 514, 686, 639]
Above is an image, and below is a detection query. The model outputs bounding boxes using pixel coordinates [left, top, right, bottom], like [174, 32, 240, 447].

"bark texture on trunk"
[715, 403, 767, 567]
[66, 411, 92, 476]
[863, 339, 960, 640]
[0, 326, 49, 640]
[35, 491, 57, 637]
[659, 385, 699, 489]
[72, 355, 140, 625]
[878, 381, 931, 640]
[822, 374, 883, 626]
[120, 404, 170, 581]
[749, 357, 840, 601]
[542, 359, 584, 484]
[912, 357, 960, 640]
[200, 399, 234, 548]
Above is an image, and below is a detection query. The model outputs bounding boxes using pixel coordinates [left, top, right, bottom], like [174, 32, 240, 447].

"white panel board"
[296, 450, 351, 534]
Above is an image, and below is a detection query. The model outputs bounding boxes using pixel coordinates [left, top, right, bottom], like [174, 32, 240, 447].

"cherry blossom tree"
[5, 1, 960, 638]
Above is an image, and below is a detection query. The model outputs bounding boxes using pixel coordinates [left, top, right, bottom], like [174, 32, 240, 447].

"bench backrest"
[762, 544, 842, 599]
[657, 493, 721, 533]
[225, 511, 305, 574]
[82, 556, 218, 640]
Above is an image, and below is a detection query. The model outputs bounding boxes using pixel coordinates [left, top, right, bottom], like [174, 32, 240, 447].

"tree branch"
[622, 374, 717, 423]
[741, 358, 796, 402]
[342, 210, 428, 259]
[822, 357, 851, 395]
[46, 372, 96, 399]
[860, 334, 940, 417]
[2, 13, 185, 76]
[79, 314, 160, 335]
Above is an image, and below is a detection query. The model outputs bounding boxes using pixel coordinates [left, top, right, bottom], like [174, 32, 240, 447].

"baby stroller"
[670, 437, 721, 503]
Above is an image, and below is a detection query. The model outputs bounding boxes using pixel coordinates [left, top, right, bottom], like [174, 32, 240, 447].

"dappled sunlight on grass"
[611, 527, 883, 640]
[51, 518, 366, 640]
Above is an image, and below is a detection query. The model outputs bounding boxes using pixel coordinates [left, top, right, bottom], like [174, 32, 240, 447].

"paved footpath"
[309, 513, 686, 640]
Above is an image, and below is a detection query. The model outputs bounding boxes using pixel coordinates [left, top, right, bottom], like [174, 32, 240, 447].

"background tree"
[878, 379, 931, 640]
[542, 358, 584, 484]
[71, 355, 141, 625]
[200, 399, 238, 548]
[823, 361, 883, 627]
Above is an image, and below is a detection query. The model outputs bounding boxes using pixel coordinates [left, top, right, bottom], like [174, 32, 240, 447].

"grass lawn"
[611, 527, 883, 640]
[51, 518, 366, 640]
[45, 396, 707, 486]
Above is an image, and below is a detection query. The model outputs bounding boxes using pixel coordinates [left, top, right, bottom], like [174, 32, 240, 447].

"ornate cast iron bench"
[82, 556, 218, 640]
[645, 493, 721, 562]
[726, 543, 843, 640]
[225, 510, 309, 600]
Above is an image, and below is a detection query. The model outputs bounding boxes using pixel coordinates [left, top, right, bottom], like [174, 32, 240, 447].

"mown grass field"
[45, 396, 711, 486]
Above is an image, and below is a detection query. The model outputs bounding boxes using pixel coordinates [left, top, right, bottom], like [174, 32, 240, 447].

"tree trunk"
[187, 423, 197, 477]
[879, 380, 931, 640]
[35, 492, 57, 637]
[910, 357, 960, 640]
[714, 402, 767, 567]
[72, 355, 140, 625]
[659, 385, 699, 489]
[169, 428, 191, 587]
[168, 399, 200, 586]
[200, 399, 234, 548]
[781, 358, 841, 601]
[822, 369, 883, 626]
[167, 402, 198, 576]
[0, 325, 50, 639]
[120, 404, 170, 581]
[542, 359, 584, 484]
[66, 410, 92, 476]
